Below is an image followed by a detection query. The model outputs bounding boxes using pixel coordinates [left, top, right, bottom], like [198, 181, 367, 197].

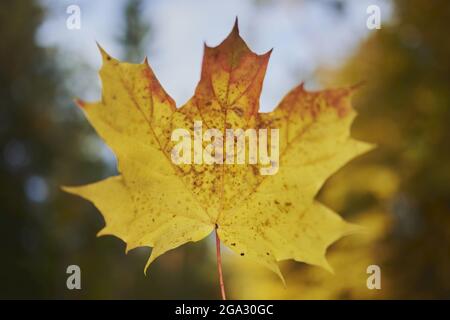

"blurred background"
[1, 0, 449, 299]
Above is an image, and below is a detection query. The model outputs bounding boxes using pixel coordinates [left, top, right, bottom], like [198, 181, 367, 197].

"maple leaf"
[63, 21, 373, 288]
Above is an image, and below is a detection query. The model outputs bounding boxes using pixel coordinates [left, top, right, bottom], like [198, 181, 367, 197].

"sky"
[37, 0, 392, 112]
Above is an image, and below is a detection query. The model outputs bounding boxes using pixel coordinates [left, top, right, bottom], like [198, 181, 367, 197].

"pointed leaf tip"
[74, 98, 86, 109]
[144, 255, 155, 276]
[261, 48, 273, 61]
[96, 42, 114, 63]
[233, 16, 239, 33]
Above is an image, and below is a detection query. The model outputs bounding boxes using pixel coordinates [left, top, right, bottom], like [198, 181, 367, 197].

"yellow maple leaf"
[63, 21, 373, 288]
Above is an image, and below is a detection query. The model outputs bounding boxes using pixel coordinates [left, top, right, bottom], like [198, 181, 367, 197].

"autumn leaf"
[63, 21, 373, 289]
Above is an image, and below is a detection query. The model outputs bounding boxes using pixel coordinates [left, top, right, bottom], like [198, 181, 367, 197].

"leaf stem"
[215, 227, 227, 300]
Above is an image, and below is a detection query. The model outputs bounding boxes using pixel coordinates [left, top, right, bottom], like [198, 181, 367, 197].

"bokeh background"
[1, 0, 449, 299]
